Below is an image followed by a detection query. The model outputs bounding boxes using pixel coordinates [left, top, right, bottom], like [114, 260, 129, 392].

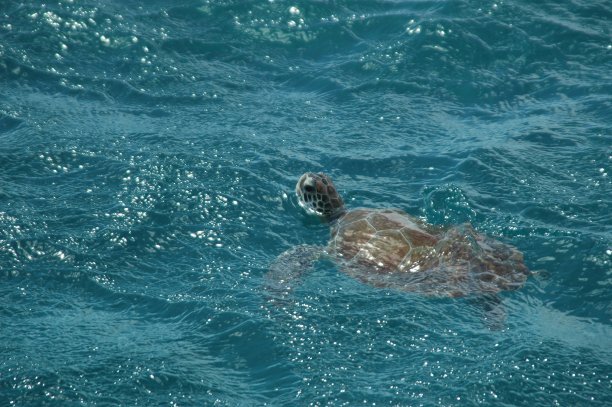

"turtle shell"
[328, 209, 529, 297]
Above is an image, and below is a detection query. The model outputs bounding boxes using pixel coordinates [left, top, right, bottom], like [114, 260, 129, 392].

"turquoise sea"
[1, 0, 610, 405]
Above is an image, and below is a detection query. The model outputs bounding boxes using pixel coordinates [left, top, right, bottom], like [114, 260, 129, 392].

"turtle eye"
[304, 185, 315, 193]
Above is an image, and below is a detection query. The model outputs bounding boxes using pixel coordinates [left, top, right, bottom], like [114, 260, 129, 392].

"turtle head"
[296, 172, 345, 221]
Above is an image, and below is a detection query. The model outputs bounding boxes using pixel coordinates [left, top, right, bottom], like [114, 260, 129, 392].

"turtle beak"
[303, 174, 317, 193]
[296, 173, 316, 194]
[296, 173, 320, 215]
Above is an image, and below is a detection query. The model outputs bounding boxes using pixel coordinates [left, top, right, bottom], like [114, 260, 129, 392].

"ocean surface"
[1, 0, 611, 405]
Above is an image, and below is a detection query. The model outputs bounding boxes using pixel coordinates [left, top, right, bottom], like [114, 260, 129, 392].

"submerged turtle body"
[268, 172, 529, 301]
[328, 208, 528, 297]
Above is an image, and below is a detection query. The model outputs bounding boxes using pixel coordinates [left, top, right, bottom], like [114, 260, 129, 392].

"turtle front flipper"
[265, 244, 325, 300]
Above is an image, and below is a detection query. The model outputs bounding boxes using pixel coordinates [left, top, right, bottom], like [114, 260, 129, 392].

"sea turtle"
[267, 173, 529, 319]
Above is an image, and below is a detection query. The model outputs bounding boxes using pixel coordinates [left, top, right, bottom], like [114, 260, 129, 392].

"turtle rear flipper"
[469, 293, 507, 331]
[265, 244, 325, 300]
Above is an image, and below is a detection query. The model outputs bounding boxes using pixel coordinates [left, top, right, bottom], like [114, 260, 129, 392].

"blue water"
[1, 0, 610, 405]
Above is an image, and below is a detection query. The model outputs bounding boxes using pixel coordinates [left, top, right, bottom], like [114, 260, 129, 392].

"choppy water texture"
[1, 0, 611, 405]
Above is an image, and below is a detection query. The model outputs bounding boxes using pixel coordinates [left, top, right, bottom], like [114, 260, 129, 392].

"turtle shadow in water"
[266, 173, 530, 330]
